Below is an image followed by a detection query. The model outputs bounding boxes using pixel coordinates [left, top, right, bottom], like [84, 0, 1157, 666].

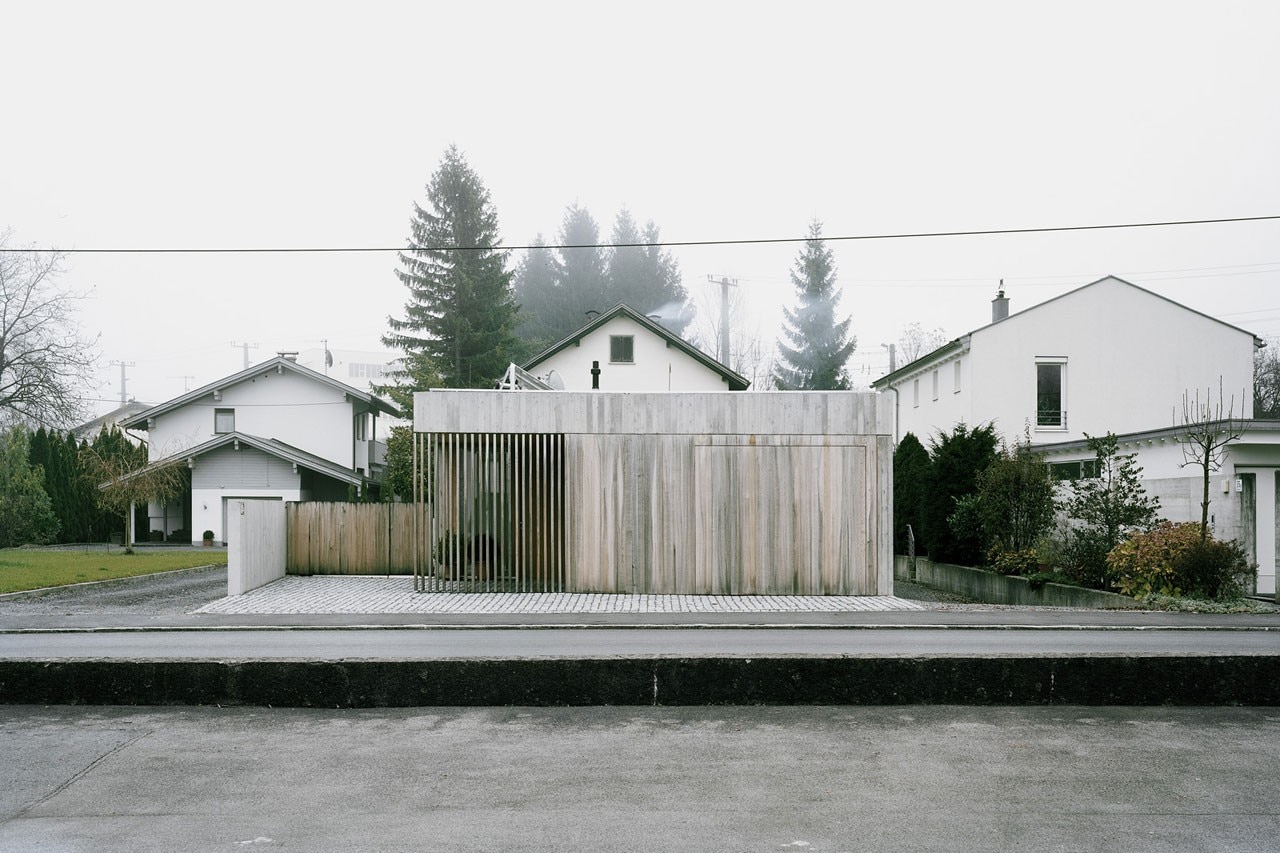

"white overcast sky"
[4, 0, 1278, 414]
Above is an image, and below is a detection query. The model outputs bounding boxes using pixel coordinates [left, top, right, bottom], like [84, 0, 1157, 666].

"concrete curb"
[4, 656, 1278, 707]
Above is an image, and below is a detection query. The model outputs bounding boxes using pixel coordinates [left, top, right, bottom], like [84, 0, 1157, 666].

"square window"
[214, 408, 235, 433]
[610, 335, 634, 364]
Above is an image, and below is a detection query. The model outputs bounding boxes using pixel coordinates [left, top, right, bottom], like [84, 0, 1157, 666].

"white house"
[522, 303, 750, 392]
[871, 276, 1259, 445]
[120, 355, 401, 545]
[871, 274, 1274, 595]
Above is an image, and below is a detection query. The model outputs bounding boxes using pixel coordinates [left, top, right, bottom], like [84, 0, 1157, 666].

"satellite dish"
[545, 369, 566, 391]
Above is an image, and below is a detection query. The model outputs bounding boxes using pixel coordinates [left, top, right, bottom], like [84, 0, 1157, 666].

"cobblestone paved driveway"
[196, 575, 925, 615]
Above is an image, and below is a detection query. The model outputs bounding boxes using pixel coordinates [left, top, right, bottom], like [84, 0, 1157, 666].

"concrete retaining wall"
[2, 656, 1277, 706]
[895, 556, 1141, 609]
[228, 499, 286, 595]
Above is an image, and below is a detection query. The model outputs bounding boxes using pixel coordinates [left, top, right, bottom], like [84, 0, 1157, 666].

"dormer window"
[610, 335, 634, 364]
[214, 408, 235, 433]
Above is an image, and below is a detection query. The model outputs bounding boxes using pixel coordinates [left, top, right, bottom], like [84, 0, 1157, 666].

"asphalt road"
[1, 704, 1277, 853]
[0, 564, 227, 616]
[3, 626, 1279, 660]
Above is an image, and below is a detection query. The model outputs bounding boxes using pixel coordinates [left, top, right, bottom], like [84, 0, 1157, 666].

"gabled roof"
[871, 275, 1264, 390]
[149, 431, 366, 486]
[73, 401, 153, 439]
[120, 356, 402, 429]
[523, 303, 751, 391]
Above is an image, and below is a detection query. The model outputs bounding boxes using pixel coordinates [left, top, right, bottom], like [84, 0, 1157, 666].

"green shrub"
[1105, 522, 1254, 600]
[1177, 538, 1253, 600]
[1057, 530, 1116, 590]
[986, 545, 1039, 576]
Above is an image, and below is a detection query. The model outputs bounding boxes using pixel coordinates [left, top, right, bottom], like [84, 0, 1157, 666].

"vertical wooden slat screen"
[414, 432, 565, 593]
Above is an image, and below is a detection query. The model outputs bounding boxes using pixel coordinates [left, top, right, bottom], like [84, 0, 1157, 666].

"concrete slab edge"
[3, 656, 1278, 706]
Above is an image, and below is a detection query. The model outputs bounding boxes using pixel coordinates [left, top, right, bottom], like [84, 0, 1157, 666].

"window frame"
[1035, 358, 1067, 430]
[214, 407, 235, 434]
[609, 335, 635, 364]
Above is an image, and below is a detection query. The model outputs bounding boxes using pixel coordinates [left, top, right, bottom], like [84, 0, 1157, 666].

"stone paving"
[195, 575, 925, 615]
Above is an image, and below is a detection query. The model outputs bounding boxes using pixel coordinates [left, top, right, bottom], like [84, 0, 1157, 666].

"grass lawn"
[0, 548, 228, 594]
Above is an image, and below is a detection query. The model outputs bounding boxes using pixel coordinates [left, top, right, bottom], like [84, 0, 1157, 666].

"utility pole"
[108, 360, 136, 405]
[230, 341, 259, 369]
[170, 375, 195, 393]
[706, 274, 738, 366]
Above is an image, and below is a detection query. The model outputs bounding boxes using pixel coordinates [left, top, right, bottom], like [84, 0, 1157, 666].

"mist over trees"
[773, 221, 855, 390]
[382, 146, 520, 408]
[513, 204, 690, 352]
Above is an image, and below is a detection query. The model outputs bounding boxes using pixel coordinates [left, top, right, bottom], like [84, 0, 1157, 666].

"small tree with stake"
[1177, 379, 1245, 543]
[81, 442, 185, 553]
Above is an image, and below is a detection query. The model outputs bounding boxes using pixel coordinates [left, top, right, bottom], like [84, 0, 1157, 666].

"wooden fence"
[286, 502, 416, 575]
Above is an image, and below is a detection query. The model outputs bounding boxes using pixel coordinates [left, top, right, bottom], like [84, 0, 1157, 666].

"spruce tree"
[773, 220, 855, 390]
[382, 146, 519, 401]
[556, 204, 608, 324]
[512, 235, 565, 351]
[604, 211, 691, 333]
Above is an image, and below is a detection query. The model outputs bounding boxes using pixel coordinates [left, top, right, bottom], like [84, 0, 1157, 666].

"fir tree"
[773, 220, 855, 390]
[556, 204, 608, 326]
[512, 234, 565, 351]
[382, 146, 520, 404]
[604, 211, 691, 333]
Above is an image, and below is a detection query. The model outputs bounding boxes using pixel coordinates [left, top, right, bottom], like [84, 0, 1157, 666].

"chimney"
[991, 281, 1009, 323]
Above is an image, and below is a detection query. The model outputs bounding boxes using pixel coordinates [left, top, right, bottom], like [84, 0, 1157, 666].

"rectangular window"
[214, 408, 235, 433]
[932, 370, 939, 401]
[1036, 361, 1065, 428]
[1048, 459, 1100, 481]
[953, 360, 962, 393]
[610, 335, 634, 363]
[912, 378, 920, 408]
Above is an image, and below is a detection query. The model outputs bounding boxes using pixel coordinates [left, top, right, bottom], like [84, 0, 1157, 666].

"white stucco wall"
[532, 316, 734, 392]
[888, 278, 1256, 447]
[145, 366, 356, 466]
[193, 488, 299, 545]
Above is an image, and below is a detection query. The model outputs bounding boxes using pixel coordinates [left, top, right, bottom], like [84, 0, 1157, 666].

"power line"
[9, 214, 1280, 255]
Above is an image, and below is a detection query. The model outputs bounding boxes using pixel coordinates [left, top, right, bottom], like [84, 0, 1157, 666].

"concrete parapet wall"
[895, 556, 1141, 609]
[3, 656, 1277, 706]
[228, 500, 286, 595]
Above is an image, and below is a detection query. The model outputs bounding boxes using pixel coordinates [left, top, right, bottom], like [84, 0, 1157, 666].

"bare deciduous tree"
[0, 230, 97, 427]
[896, 322, 948, 364]
[688, 277, 775, 389]
[1178, 380, 1246, 543]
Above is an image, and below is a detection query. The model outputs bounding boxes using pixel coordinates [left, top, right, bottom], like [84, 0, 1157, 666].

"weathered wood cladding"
[286, 502, 415, 575]
[412, 391, 892, 595]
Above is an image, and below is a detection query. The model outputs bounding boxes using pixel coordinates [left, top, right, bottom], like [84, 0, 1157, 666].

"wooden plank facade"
[286, 502, 415, 575]
[413, 391, 894, 596]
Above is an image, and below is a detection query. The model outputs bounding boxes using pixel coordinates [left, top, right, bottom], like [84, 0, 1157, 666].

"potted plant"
[202, 530, 215, 547]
